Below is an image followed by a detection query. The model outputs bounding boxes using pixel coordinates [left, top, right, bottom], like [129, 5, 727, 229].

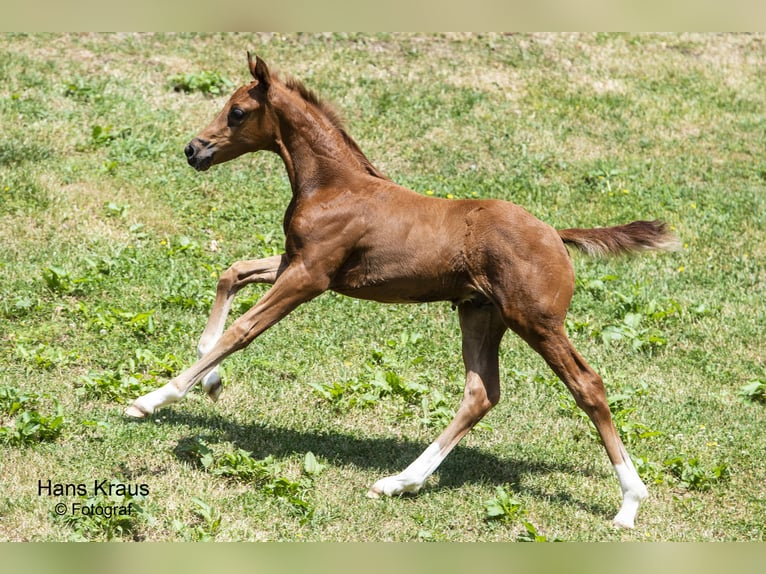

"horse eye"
[228, 107, 246, 123]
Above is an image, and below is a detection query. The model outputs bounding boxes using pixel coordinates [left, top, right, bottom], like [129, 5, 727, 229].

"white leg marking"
[612, 461, 649, 528]
[124, 382, 182, 418]
[367, 442, 446, 497]
[198, 345, 223, 401]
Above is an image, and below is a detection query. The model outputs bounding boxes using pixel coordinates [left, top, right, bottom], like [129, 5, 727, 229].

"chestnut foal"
[126, 54, 678, 528]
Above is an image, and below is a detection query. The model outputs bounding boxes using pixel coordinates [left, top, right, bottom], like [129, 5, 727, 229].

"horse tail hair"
[557, 220, 680, 257]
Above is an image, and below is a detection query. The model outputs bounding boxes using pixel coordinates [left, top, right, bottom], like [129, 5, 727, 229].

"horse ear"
[247, 52, 271, 91]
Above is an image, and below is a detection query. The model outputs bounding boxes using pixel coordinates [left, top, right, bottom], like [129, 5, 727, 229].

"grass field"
[0, 33, 764, 542]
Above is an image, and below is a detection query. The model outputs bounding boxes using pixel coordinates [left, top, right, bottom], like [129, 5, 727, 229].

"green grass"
[0, 33, 764, 541]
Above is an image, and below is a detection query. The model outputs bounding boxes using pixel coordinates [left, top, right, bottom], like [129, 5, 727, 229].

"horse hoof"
[124, 404, 148, 419]
[613, 520, 635, 529]
[366, 487, 382, 499]
[612, 516, 636, 529]
[206, 381, 223, 402]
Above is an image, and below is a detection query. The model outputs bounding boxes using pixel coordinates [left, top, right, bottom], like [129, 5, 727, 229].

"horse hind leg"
[367, 300, 506, 497]
[529, 325, 648, 528]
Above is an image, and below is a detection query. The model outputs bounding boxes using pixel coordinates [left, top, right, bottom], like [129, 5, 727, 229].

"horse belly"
[329, 252, 472, 304]
[327, 197, 482, 304]
[332, 281, 469, 304]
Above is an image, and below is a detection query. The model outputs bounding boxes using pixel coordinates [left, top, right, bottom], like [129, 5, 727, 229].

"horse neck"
[271, 92, 376, 195]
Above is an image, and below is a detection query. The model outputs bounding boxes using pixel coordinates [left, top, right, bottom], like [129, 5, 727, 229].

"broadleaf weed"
[0, 385, 65, 446]
[738, 379, 766, 404]
[484, 485, 524, 523]
[309, 332, 461, 428]
[170, 71, 232, 96]
[663, 456, 730, 491]
[483, 486, 553, 541]
[56, 483, 150, 541]
[172, 497, 222, 542]
[78, 370, 158, 404]
[181, 440, 318, 518]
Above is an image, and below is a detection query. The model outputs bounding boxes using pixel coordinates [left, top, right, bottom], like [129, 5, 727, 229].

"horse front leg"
[125, 259, 322, 418]
[197, 254, 287, 401]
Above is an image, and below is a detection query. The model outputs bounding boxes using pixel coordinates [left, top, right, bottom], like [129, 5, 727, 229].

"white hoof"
[124, 403, 150, 418]
[367, 474, 424, 498]
[612, 488, 648, 529]
[612, 512, 636, 529]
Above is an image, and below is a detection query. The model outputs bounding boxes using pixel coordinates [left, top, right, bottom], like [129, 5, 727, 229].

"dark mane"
[282, 75, 389, 181]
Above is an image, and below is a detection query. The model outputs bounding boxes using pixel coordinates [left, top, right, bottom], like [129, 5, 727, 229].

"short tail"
[558, 220, 680, 257]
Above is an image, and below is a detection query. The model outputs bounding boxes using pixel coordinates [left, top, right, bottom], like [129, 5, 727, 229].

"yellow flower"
[425, 190, 434, 196]
[678, 265, 685, 273]
[446, 193, 454, 199]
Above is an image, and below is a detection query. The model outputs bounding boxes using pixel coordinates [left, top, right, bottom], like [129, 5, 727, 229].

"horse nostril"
[184, 144, 195, 159]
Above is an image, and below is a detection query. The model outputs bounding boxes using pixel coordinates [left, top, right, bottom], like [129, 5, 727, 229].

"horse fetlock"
[612, 476, 648, 529]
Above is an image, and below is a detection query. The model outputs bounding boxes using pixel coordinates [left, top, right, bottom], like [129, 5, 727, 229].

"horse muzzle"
[184, 138, 215, 172]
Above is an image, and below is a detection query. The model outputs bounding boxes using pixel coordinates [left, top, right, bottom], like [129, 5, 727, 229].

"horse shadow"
[159, 408, 614, 520]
